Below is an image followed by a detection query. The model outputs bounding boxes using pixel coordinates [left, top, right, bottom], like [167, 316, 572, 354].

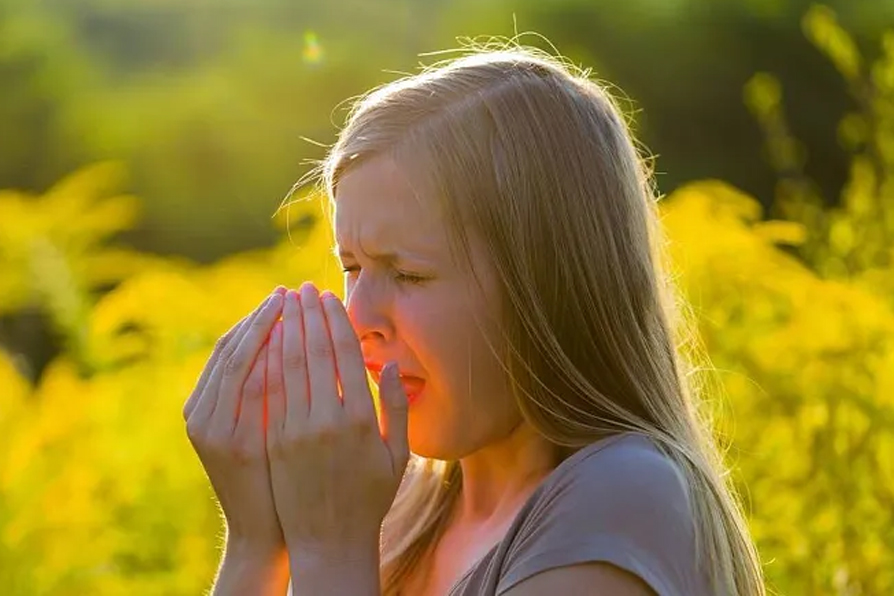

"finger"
[183, 313, 251, 421]
[235, 339, 268, 440]
[266, 319, 285, 435]
[282, 289, 309, 429]
[186, 293, 274, 425]
[379, 361, 410, 475]
[320, 291, 374, 422]
[213, 292, 284, 434]
[300, 283, 341, 425]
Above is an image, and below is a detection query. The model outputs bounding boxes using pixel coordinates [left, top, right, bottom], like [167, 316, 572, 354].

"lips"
[398, 376, 426, 402]
[365, 361, 425, 404]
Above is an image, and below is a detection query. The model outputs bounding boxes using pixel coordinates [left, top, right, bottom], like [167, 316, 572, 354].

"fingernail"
[320, 290, 337, 300]
[273, 285, 287, 295]
[286, 289, 300, 303]
[384, 361, 400, 382]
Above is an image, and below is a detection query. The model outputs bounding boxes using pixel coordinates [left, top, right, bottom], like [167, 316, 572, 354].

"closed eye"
[395, 271, 427, 285]
[341, 265, 428, 285]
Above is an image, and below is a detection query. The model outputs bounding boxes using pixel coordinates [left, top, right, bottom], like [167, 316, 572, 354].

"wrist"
[214, 539, 290, 596]
[284, 528, 379, 564]
[225, 527, 285, 553]
[288, 539, 380, 596]
[224, 536, 287, 566]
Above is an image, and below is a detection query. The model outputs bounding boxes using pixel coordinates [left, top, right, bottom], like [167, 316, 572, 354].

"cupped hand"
[183, 287, 287, 552]
[265, 283, 410, 562]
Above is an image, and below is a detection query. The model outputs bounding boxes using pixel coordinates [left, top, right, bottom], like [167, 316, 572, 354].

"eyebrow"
[333, 246, 398, 265]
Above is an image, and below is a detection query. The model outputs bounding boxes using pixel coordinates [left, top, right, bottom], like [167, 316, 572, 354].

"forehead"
[333, 155, 448, 259]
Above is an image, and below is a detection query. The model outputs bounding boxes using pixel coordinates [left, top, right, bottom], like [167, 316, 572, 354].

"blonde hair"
[311, 43, 764, 596]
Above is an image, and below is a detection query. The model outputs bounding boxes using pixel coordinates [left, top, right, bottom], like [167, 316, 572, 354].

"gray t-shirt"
[448, 432, 712, 596]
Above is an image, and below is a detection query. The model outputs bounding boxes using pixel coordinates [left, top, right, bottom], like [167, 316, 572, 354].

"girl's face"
[334, 155, 523, 459]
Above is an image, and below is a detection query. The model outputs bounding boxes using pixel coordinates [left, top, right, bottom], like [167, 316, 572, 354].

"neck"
[453, 422, 558, 529]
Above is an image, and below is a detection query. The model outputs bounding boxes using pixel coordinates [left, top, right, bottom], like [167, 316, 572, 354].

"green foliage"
[0, 162, 167, 373]
[746, 5, 894, 290]
[3, 153, 893, 595]
[1, 3, 892, 595]
[3, 0, 892, 261]
[732, 8, 894, 593]
[662, 182, 894, 596]
[0, 181, 339, 594]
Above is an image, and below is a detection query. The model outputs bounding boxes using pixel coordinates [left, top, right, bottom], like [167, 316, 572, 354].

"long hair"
[310, 44, 764, 596]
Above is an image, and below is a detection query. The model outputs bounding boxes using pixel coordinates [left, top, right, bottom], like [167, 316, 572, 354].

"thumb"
[379, 361, 410, 475]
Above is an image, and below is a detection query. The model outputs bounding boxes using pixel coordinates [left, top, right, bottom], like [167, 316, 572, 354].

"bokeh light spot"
[303, 31, 323, 65]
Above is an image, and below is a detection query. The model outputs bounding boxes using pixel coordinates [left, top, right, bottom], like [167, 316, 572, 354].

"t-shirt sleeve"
[496, 439, 707, 596]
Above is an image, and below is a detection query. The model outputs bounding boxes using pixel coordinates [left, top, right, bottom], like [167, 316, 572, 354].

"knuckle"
[280, 428, 312, 451]
[314, 425, 339, 444]
[185, 419, 205, 443]
[242, 374, 263, 397]
[250, 312, 268, 329]
[348, 416, 375, 437]
[266, 376, 283, 397]
[283, 349, 307, 370]
[218, 340, 238, 366]
[266, 437, 284, 459]
[214, 328, 241, 356]
[223, 353, 246, 377]
[202, 432, 228, 453]
[307, 340, 334, 359]
[243, 381, 263, 400]
[269, 435, 297, 460]
[333, 333, 358, 353]
[213, 334, 230, 355]
[229, 441, 261, 465]
[302, 296, 320, 311]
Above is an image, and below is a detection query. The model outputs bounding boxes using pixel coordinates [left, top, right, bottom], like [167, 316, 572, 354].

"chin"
[407, 426, 463, 461]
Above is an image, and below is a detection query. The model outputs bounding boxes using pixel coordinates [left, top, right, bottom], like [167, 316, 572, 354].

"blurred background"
[1, 0, 892, 594]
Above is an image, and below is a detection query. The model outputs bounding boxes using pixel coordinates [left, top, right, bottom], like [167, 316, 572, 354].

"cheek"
[402, 294, 498, 387]
[393, 292, 448, 352]
[395, 292, 469, 376]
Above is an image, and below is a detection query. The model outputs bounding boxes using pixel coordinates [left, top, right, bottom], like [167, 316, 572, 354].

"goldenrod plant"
[0, 6, 891, 595]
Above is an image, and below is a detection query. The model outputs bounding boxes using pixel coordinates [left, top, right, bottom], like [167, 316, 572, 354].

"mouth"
[365, 362, 425, 405]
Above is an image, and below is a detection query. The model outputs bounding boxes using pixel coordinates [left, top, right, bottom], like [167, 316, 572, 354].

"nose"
[345, 272, 392, 346]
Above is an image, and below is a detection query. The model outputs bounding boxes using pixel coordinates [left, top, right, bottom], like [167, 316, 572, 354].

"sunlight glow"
[303, 31, 323, 64]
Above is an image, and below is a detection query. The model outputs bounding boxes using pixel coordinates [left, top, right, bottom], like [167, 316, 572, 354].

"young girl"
[183, 46, 765, 596]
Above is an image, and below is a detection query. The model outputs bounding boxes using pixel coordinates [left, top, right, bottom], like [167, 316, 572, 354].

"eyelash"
[342, 266, 428, 285]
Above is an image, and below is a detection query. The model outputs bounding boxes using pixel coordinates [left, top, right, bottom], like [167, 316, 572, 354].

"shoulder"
[499, 560, 656, 595]
[517, 433, 694, 555]
[556, 433, 692, 526]
[496, 433, 707, 596]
